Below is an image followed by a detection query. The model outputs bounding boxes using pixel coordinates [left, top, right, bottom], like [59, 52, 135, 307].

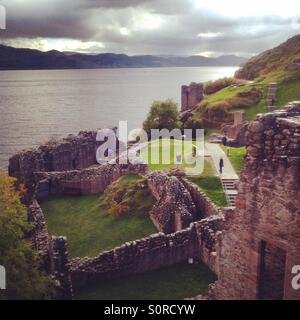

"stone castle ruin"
[181, 82, 204, 112]
[210, 101, 300, 300]
[8, 102, 300, 300]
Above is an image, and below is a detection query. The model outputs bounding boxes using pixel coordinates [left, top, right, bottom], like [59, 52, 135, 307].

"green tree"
[0, 172, 54, 300]
[143, 99, 182, 135]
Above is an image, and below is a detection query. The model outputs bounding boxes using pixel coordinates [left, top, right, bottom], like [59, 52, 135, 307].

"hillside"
[235, 34, 300, 81]
[185, 34, 300, 130]
[0, 44, 246, 70]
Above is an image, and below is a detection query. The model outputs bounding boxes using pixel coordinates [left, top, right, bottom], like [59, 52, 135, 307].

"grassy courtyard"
[40, 176, 157, 258]
[74, 261, 217, 300]
[140, 138, 203, 172]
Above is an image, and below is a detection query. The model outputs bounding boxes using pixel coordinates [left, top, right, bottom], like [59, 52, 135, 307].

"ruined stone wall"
[28, 200, 52, 272]
[34, 162, 147, 200]
[8, 131, 110, 201]
[147, 172, 197, 233]
[51, 237, 73, 300]
[181, 83, 204, 112]
[212, 102, 300, 300]
[180, 178, 223, 219]
[28, 201, 73, 299]
[69, 215, 224, 289]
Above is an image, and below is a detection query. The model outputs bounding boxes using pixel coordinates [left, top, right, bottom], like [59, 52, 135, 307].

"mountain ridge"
[0, 44, 247, 70]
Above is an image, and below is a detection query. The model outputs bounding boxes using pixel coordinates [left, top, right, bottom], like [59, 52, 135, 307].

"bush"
[101, 175, 155, 218]
[0, 172, 55, 300]
[204, 77, 236, 95]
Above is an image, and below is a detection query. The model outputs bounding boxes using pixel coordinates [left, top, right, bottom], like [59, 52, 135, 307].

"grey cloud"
[0, 0, 299, 56]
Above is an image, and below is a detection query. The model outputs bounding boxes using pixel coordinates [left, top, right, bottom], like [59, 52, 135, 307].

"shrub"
[101, 175, 155, 218]
[0, 172, 55, 300]
[204, 77, 236, 95]
[143, 99, 182, 136]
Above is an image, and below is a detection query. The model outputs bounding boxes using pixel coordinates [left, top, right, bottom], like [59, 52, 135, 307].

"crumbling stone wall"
[211, 102, 300, 300]
[8, 131, 98, 198]
[147, 172, 197, 233]
[51, 236, 73, 300]
[69, 215, 224, 289]
[28, 201, 73, 299]
[8, 130, 112, 201]
[181, 83, 204, 112]
[28, 200, 52, 272]
[180, 177, 223, 219]
[34, 162, 147, 200]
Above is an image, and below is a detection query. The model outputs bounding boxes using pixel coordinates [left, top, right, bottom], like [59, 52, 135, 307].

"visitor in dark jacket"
[219, 157, 224, 174]
[222, 134, 228, 146]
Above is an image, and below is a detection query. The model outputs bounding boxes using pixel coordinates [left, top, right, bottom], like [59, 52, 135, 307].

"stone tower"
[181, 83, 204, 112]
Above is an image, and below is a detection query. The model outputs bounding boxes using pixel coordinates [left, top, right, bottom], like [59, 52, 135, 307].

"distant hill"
[0, 44, 246, 70]
[235, 34, 300, 80]
[184, 34, 300, 131]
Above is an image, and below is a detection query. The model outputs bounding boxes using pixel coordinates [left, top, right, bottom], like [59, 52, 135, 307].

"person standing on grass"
[219, 157, 224, 174]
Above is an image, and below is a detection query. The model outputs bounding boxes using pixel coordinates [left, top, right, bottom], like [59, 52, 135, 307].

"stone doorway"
[258, 240, 286, 300]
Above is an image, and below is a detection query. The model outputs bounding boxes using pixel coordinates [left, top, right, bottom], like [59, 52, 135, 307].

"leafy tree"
[143, 99, 182, 135]
[0, 172, 54, 300]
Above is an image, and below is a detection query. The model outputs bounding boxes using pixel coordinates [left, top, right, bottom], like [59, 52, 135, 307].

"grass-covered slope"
[235, 34, 300, 80]
[185, 34, 300, 128]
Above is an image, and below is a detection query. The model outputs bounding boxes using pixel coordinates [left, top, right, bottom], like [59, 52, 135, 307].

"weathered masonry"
[8, 102, 300, 300]
[181, 82, 204, 112]
[211, 102, 300, 300]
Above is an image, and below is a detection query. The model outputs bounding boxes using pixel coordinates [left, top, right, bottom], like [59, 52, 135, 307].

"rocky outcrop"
[211, 101, 300, 300]
[147, 172, 197, 233]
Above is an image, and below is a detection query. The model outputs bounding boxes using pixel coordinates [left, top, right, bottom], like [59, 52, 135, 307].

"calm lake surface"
[0, 67, 238, 169]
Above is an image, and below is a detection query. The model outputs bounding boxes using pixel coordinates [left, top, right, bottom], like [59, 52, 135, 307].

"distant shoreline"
[0, 65, 240, 72]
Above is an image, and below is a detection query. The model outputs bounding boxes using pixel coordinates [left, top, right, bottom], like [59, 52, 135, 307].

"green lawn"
[221, 146, 246, 174]
[141, 139, 204, 172]
[40, 192, 157, 258]
[187, 159, 228, 207]
[74, 261, 217, 300]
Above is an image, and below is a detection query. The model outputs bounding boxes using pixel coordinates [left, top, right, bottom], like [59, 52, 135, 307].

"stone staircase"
[221, 178, 239, 207]
[267, 83, 277, 112]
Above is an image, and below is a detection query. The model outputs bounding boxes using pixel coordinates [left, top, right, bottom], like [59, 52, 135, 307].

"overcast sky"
[0, 0, 300, 57]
